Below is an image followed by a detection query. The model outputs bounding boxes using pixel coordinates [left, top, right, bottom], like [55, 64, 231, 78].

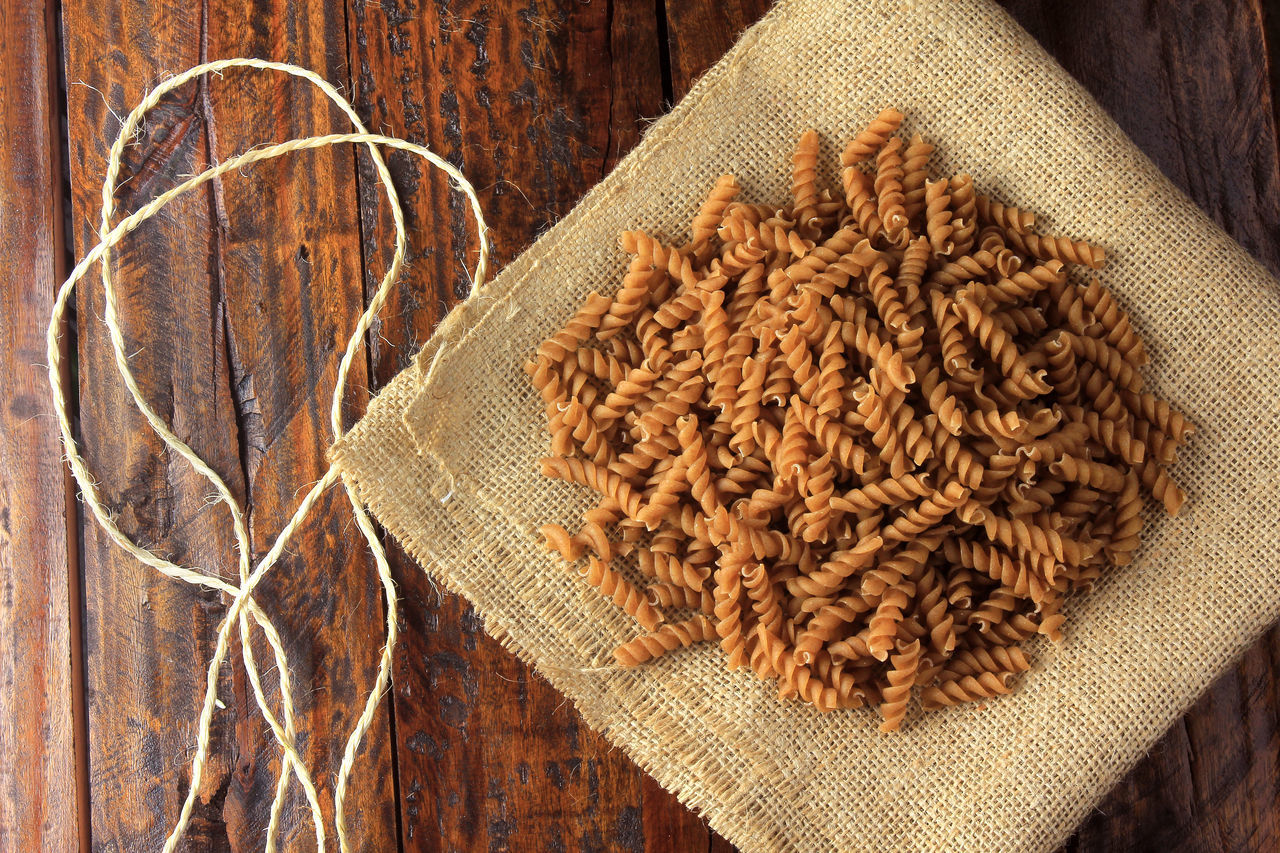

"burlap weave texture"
[331, 1, 1280, 849]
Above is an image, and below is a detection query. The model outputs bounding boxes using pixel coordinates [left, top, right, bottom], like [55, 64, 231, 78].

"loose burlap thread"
[331, 0, 1280, 850]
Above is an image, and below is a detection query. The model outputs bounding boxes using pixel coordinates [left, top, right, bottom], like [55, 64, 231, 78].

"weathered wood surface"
[61, 1, 395, 849]
[0, 0, 1270, 849]
[0, 0, 84, 850]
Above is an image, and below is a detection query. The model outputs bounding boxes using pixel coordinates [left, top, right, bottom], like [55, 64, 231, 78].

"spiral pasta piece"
[981, 513, 1095, 565]
[923, 415, 986, 490]
[599, 257, 664, 340]
[975, 194, 1036, 234]
[921, 672, 1017, 710]
[716, 239, 769, 277]
[579, 557, 663, 631]
[946, 645, 1030, 678]
[636, 453, 689, 530]
[875, 136, 908, 241]
[620, 230, 702, 290]
[742, 560, 784, 643]
[1064, 331, 1144, 392]
[948, 174, 977, 256]
[539, 523, 584, 563]
[801, 453, 838, 542]
[923, 179, 955, 255]
[929, 249, 996, 288]
[1080, 277, 1147, 364]
[540, 456, 643, 520]
[1130, 418, 1178, 466]
[895, 236, 931, 318]
[841, 168, 884, 240]
[634, 369, 705, 443]
[1075, 363, 1128, 425]
[866, 257, 912, 332]
[858, 537, 932, 600]
[1120, 388, 1193, 445]
[969, 588, 1020, 634]
[690, 175, 740, 258]
[553, 399, 615, 467]
[791, 128, 822, 233]
[777, 324, 818, 402]
[570, 347, 630, 385]
[930, 290, 975, 378]
[677, 415, 721, 517]
[1104, 471, 1144, 565]
[901, 133, 934, 221]
[878, 640, 922, 732]
[974, 259, 1066, 306]
[573, 520, 614, 564]
[791, 396, 872, 474]
[951, 297, 1051, 397]
[1048, 454, 1126, 492]
[1007, 229, 1106, 268]
[536, 291, 614, 363]
[593, 363, 660, 425]
[867, 585, 911, 661]
[790, 226, 862, 292]
[1137, 459, 1186, 516]
[855, 380, 908, 478]
[911, 568, 955, 654]
[722, 216, 813, 258]
[915, 360, 965, 436]
[841, 107, 904, 166]
[639, 549, 711, 592]
[831, 473, 933, 513]
[613, 615, 717, 666]
[646, 582, 716, 615]
[814, 321, 848, 416]
[882, 480, 971, 541]
[712, 549, 751, 669]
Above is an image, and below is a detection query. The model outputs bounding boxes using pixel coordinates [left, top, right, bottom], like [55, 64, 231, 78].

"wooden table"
[4, 1, 1278, 849]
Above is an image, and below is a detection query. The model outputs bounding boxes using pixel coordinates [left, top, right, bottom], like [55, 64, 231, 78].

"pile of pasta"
[525, 109, 1190, 732]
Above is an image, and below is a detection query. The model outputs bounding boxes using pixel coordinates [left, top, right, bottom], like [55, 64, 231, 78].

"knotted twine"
[46, 59, 490, 852]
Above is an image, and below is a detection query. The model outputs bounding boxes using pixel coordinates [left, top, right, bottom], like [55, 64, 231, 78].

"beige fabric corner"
[330, 0, 1280, 849]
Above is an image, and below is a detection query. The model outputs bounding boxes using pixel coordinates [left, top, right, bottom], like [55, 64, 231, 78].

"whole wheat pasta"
[901, 134, 934, 222]
[528, 116, 1190, 730]
[840, 107, 904, 167]
[689, 175, 740, 262]
[613, 615, 718, 666]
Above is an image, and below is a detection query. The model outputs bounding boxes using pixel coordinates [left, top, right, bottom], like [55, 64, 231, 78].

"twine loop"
[47, 58, 489, 852]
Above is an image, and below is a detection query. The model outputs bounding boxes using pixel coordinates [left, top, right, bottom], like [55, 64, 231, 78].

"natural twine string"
[47, 59, 490, 852]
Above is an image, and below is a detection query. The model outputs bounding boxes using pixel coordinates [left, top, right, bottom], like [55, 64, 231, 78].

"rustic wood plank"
[65, 16, 249, 846]
[345, 0, 728, 849]
[662, 0, 774, 102]
[0, 0, 84, 849]
[63, 0, 396, 848]
[995, 2, 1280, 851]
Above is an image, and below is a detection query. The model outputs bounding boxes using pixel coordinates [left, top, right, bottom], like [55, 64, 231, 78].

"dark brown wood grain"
[0, 0, 84, 849]
[663, 0, 774, 102]
[3, 0, 1273, 850]
[62, 0, 394, 848]
[345, 1, 718, 849]
[994, 2, 1280, 851]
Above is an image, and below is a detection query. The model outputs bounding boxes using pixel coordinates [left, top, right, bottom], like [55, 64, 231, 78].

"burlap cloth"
[330, 0, 1280, 849]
